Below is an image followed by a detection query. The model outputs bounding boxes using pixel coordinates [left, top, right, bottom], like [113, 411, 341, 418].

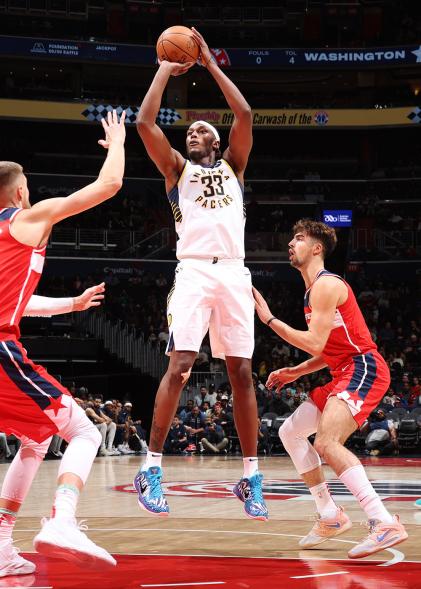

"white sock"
[0, 509, 17, 547]
[142, 451, 162, 471]
[243, 457, 258, 478]
[51, 484, 79, 521]
[309, 482, 338, 518]
[339, 465, 394, 524]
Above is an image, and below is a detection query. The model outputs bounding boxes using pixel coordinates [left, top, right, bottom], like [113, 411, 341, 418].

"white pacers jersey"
[167, 159, 246, 260]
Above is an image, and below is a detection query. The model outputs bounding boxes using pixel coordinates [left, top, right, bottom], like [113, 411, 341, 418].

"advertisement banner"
[1, 35, 421, 69]
[1, 99, 421, 128]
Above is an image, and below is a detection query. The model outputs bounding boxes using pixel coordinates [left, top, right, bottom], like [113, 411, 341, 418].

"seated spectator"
[267, 390, 291, 416]
[409, 376, 421, 407]
[201, 401, 212, 417]
[179, 399, 194, 422]
[211, 402, 228, 428]
[183, 405, 206, 450]
[201, 417, 228, 454]
[362, 408, 399, 456]
[283, 387, 296, 409]
[164, 416, 189, 454]
[257, 418, 270, 455]
[194, 386, 214, 409]
[0, 432, 12, 461]
[122, 402, 148, 452]
[47, 434, 63, 459]
[85, 397, 118, 456]
[194, 386, 216, 409]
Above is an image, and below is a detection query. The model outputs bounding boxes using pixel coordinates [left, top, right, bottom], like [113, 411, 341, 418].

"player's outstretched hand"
[191, 27, 214, 68]
[252, 287, 274, 325]
[73, 282, 105, 312]
[98, 109, 126, 149]
[158, 59, 195, 77]
[266, 367, 298, 392]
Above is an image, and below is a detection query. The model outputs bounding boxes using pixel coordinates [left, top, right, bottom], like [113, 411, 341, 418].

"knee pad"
[278, 411, 321, 475]
[19, 436, 51, 461]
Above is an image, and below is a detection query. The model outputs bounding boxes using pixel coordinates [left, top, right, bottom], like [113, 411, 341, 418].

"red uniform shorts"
[310, 350, 390, 426]
[0, 338, 71, 443]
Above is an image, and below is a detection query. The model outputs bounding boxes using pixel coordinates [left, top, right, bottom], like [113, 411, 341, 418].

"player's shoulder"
[311, 272, 347, 298]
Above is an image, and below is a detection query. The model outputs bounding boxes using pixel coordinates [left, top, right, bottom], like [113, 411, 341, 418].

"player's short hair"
[0, 161, 23, 195]
[293, 219, 337, 259]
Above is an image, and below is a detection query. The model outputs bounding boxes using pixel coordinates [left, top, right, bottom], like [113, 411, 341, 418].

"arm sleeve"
[24, 295, 74, 317]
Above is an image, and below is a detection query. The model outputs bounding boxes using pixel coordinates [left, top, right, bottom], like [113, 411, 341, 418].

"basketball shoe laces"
[249, 474, 264, 506]
[359, 518, 380, 539]
[147, 470, 164, 501]
[40, 516, 89, 531]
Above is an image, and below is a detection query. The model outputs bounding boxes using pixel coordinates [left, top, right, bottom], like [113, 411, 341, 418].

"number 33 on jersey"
[167, 158, 246, 260]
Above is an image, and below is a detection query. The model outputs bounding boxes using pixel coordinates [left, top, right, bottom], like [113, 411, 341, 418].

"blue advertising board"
[323, 210, 353, 227]
[1, 35, 421, 69]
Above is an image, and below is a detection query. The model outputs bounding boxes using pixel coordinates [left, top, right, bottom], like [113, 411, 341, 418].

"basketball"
[156, 26, 200, 64]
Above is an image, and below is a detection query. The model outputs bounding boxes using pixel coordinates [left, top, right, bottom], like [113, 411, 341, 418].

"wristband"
[266, 316, 277, 326]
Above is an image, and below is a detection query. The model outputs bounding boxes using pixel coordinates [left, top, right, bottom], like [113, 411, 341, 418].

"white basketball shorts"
[166, 258, 254, 360]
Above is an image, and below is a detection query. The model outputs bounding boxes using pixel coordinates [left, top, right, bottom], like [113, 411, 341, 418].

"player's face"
[186, 124, 218, 161]
[288, 232, 316, 268]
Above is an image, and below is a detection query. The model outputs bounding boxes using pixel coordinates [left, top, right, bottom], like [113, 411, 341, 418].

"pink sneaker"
[299, 506, 352, 548]
[348, 515, 408, 559]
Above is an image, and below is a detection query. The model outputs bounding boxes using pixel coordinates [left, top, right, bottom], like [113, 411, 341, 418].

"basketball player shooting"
[134, 28, 268, 521]
[253, 220, 408, 558]
[0, 110, 125, 578]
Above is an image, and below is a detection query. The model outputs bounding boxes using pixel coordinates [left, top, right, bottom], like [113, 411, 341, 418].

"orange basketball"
[156, 26, 200, 64]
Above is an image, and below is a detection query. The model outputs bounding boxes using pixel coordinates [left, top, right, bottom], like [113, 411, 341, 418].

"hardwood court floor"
[1, 455, 420, 588]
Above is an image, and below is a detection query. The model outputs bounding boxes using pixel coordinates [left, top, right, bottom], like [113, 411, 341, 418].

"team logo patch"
[113, 479, 421, 501]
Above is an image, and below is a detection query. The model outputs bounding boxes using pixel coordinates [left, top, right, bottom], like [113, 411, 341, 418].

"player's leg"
[133, 349, 197, 515]
[211, 263, 268, 520]
[279, 399, 351, 548]
[134, 261, 211, 515]
[33, 394, 116, 567]
[226, 358, 268, 521]
[0, 435, 50, 578]
[315, 396, 407, 558]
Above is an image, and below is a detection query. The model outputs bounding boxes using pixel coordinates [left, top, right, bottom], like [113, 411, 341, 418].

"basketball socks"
[339, 465, 394, 523]
[243, 457, 258, 478]
[143, 451, 163, 471]
[0, 508, 18, 546]
[51, 484, 80, 521]
[309, 482, 338, 518]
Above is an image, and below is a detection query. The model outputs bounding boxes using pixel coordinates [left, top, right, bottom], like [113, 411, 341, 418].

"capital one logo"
[324, 214, 337, 222]
[337, 391, 363, 414]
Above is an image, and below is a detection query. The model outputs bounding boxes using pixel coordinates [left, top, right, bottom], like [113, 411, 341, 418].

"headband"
[188, 120, 220, 143]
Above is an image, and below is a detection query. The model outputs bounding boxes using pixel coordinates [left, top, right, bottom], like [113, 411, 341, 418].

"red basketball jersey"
[0, 208, 46, 340]
[304, 269, 377, 371]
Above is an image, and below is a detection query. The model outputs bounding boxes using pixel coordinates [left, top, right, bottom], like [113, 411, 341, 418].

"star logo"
[411, 46, 421, 63]
[46, 395, 66, 416]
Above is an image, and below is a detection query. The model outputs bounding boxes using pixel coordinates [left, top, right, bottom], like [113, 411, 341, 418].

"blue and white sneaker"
[415, 498, 421, 509]
[133, 466, 169, 516]
[233, 472, 268, 521]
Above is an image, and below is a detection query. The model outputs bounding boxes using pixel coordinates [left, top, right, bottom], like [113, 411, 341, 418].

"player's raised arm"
[12, 110, 126, 247]
[136, 61, 192, 183]
[191, 28, 252, 178]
